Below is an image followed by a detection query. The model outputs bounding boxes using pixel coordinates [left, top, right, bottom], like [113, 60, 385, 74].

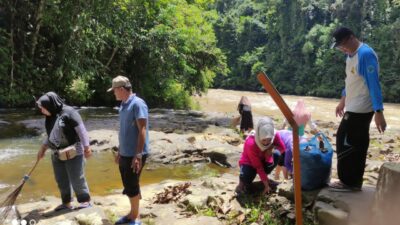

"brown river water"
[195, 89, 400, 131]
[1, 89, 399, 203]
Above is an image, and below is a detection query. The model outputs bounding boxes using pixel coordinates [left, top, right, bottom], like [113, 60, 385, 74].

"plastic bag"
[293, 100, 311, 125]
[300, 132, 333, 190]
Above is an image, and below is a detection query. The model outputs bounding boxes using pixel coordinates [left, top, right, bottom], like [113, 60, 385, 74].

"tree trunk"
[31, 0, 45, 59]
[9, 0, 17, 95]
[372, 162, 400, 225]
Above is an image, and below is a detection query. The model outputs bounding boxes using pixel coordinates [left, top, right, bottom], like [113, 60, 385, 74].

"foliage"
[1, 0, 399, 107]
[213, 0, 400, 102]
[0, 0, 227, 108]
[66, 77, 93, 106]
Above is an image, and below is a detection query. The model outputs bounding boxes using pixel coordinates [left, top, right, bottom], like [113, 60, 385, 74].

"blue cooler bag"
[300, 133, 333, 190]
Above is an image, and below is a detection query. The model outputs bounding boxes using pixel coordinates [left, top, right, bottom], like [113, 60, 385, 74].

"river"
[1, 89, 399, 203]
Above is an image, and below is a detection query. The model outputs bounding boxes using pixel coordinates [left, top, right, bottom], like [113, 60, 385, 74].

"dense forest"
[213, 0, 400, 101]
[0, 0, 399, 108]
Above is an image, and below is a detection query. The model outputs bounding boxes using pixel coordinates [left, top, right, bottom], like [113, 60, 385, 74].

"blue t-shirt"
[118, 94, 149, 157]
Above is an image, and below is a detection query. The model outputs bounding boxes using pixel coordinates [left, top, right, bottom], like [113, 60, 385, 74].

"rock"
[75, 212, 103, 225]
[183, 191, 208, 209]
[385, 139, 395, 144]
[171, 216, 223, 225]
[277, 182, 294, 200]
[314, 201, 348, 225]
[187, 136, 196, 144]
[276, 181, 319, 207]
[372, 162, 400, 225]
[0, 120, 10, 125]
[379, 148, 392, 154]
[269, 196, 291, 208]
[88, 129, 118, 152]
[286, 212, 296, 221]
[315, 186, 375, 225]
[18, 204, 111, 225]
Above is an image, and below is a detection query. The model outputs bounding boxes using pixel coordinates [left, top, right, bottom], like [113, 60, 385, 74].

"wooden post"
[257, 72, 303, 225]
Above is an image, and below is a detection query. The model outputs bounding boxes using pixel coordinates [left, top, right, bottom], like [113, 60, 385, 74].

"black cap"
[331, 27, 354, 49]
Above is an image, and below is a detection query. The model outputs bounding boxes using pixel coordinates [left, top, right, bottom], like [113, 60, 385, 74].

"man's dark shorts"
[119, 155, 147, 197]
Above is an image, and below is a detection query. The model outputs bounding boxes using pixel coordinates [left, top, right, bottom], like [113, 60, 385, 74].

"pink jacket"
[238, 133, 285, 182]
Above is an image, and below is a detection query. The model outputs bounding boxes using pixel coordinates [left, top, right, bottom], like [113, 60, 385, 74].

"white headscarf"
[255, 117, 275, 151]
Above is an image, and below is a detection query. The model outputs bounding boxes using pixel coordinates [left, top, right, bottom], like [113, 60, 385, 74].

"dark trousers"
[336, 111, 374, 188]
[240, 150, 280, 185]
[119, 155, 147, 197]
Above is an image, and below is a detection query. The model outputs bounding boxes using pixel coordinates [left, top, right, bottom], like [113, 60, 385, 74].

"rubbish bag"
[300, 132, 333, 190]
[293, 100, 311, 125]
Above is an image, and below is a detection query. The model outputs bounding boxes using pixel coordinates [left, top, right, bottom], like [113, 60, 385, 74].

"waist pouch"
[54, 145, 77, 161]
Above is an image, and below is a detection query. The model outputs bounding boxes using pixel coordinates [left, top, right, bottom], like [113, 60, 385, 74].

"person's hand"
[84, 147, 92, 159]
[37, 147, 46, 160]
[263, 146, 273, 158]
[335, 102, 345, 117]
[131, 157, 142, 174]
[262, 180, 270, 195]
[374, 112, 387, 133]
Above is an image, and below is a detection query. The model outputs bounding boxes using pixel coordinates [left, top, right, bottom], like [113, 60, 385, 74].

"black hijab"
[37, 92, 65, 135]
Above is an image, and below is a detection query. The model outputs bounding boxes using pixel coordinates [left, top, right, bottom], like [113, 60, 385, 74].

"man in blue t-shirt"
[108, 75, 149, 225]
[329, 27, 387, 191]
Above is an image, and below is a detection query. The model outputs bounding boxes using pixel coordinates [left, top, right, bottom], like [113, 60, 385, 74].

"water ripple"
[0, 148, 34, 161]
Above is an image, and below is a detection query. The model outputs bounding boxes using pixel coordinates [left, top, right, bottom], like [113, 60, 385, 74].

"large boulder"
[371, 162, 400, 225]
[17, 199, 111, 225]
[314, 185, 375, 225]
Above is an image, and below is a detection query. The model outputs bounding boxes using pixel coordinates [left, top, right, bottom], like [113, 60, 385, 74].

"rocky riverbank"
[9, 108, 400, 225]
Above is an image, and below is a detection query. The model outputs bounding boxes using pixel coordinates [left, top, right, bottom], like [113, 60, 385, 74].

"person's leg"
[336, 113, 348, 186]
[336, 112, 373, 188]
[264, 150, 281, 175]
[274, 166, 282, 180]
[284, 145, 293, 177]
[238, 164, 257, 192]
[51, 154, 73, 207]
[129, 155, 147, 221]
[118, 156, 147, 222]
[282, 167, 288, 180]
[65, 154, 91, 205]
[274, 152, 285, 180]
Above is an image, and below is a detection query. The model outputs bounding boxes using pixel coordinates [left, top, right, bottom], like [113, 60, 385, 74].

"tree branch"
[105, 47, 118, 68]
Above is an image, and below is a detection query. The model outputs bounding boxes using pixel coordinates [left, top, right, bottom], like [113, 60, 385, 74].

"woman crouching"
[236, 117, 285, 195]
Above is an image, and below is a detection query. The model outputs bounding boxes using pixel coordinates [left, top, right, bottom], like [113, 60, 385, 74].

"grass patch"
[200, 207, 217, 217]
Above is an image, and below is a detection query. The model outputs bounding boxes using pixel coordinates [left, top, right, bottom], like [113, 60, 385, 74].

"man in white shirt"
[329, 27, 386, 191]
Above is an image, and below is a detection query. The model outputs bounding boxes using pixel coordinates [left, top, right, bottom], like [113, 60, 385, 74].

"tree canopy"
[0, 0, 399, 108]
[0, 0, 227, 108]
[213, 0, 400, 102]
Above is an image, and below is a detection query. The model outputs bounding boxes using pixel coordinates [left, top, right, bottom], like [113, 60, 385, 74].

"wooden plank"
[257, 72, 303, 225]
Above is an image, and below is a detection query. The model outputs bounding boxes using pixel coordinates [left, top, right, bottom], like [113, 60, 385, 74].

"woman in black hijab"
[237, 96, 254, 133]
[36, 92, 92, 211]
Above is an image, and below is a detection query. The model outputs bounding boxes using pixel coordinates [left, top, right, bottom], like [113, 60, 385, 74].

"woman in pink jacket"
[236, 117, 286, 195]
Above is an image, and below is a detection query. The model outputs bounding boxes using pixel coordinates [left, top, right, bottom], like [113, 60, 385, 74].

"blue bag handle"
[302, 132, 332, 153]
[314, 132, 332, 153]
